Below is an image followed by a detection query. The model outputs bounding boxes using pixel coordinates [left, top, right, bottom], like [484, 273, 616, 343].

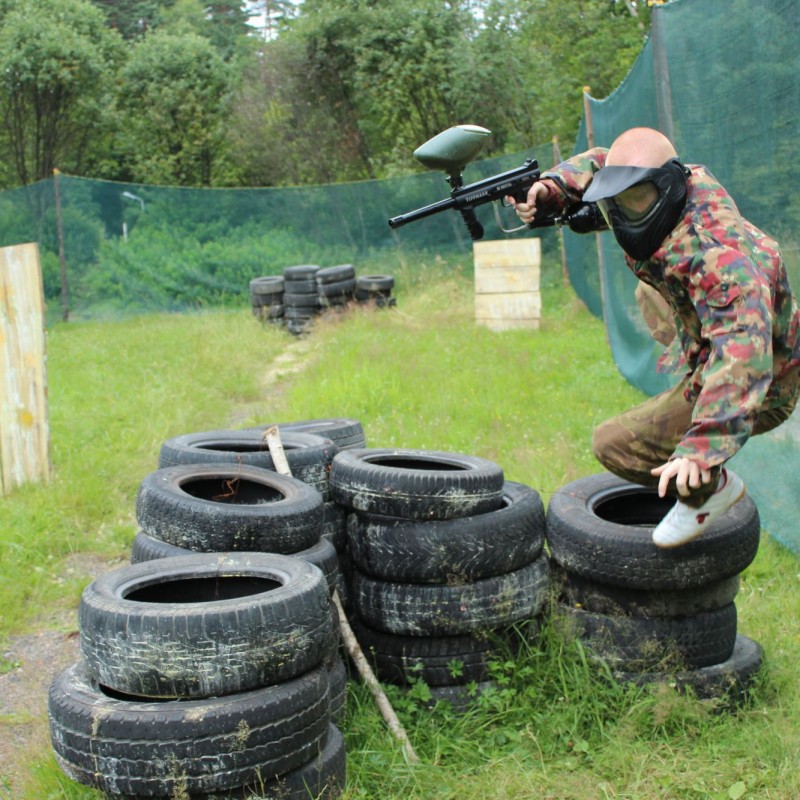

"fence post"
[582, 87, 607, 320]
[552, 135, 570, 288]
[651, 8, 676, 143]
[53, 169, 70, 322]
[0, 243, 50, 494]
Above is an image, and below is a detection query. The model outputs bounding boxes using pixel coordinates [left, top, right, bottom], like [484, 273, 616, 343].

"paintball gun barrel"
[388, 124, 604, 241]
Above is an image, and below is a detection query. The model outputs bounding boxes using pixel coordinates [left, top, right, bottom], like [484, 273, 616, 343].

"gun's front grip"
[460, 208, 484, 240]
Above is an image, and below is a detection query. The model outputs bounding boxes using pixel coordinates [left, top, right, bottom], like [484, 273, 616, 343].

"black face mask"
[583, 159, 690, 261]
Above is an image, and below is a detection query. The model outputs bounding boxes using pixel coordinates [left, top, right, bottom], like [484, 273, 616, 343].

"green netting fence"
[0, 149, 560, 323]
[1, 0, 797, 553]
[563, 0, 800, 554]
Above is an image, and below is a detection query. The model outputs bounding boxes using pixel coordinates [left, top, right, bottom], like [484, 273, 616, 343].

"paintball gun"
[388, 124, 605, 241]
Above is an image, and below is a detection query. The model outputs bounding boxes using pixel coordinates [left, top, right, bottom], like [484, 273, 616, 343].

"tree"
[116, 30, 235, 185]
[90, 0, 173, 38]
[0, 0, 123, 186]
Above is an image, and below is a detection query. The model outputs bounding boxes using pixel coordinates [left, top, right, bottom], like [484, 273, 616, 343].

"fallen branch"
[264, 424, 420, 765]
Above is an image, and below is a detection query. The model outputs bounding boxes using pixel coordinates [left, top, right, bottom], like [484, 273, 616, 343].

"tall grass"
[7, 257, 800, 799]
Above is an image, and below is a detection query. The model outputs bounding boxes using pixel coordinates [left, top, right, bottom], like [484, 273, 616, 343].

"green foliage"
[115, 29, 236, 185]
[0, 0, 123, 185]
[4, 266, 800, 799]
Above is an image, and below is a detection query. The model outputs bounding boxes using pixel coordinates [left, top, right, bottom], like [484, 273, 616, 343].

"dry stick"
[263, 425, 421, 765]
[331, 590, 420, 764]
[264, 425, 293, 476]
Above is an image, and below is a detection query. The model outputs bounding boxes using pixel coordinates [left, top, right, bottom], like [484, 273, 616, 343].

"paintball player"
[509, 126, 800, 547]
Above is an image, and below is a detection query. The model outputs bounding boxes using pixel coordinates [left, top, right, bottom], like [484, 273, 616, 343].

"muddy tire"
[553, 565, 740, 617]
[351, 554, 550, 636]
[545, 472, 760, 590]
[556, 602, 738, 671]
[135, 464, 322, 553]
[347, 481, 544, 582]
[158, 430, 335, 495]
[330, 448, 505, 520]
[613, 634, 763, 705]
[242, 418, 366, 451]
[129, 531, 340, 595]
[351, 617, 513, 687]
[48, 661, 330, 797]
[79, 553, 332, 698]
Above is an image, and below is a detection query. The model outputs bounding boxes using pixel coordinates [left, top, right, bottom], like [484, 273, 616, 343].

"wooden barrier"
[473, 239, 541, 331]
[0, 243, 50, 493]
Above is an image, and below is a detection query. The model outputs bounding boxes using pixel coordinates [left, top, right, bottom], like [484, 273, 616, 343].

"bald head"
[606, 127, 678, 168]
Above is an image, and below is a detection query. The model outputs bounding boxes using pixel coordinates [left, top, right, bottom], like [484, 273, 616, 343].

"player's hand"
[505, 180, 557, 225]
[651, 458, 712, 498]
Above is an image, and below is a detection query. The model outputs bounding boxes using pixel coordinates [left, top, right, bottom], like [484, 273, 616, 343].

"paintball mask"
[583, 158, 690, 261]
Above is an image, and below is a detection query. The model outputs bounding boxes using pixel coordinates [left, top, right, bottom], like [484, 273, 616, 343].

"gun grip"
[460, 208, 484, 240]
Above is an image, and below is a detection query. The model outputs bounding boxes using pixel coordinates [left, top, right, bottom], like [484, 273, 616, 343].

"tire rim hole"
[181, 477, 286, 504]
[593, 492, 673, 527]
[126, 576, 282, 603]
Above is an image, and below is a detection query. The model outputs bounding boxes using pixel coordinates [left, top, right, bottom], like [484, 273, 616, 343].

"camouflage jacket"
[542, 148, 800, 468]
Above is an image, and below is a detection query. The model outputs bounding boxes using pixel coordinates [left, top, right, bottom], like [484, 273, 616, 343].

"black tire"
[556, 602, 738, 671]
[195, 724, 346, 800]
[553, 564, 740, 617]
[330, 448, 505, 520]
[347, 481, 545, 583]
[352, 617, 511, 687]
[283, 279, 318, 294]
[136, 464, 322, 553]
[283, 264, 319, 280]
[613, 634, 763, 705]
[327, 658, 348, 726]
[284, 292, 321, 307]
[545, 472, 760, 590]
[157, 429, 336, 496]
[48, 661, 330, 797]
[250, 276, 284, 296]
[356, 274, 394, 292]
[351, 554, 550, 636]
[242, 418, 366, 450]
[129, 532, 340, 595]
[322, 501, 348, 551]
[79, 553, 332, 698]
[284, 306, 318, 320]
[316, 264, 356, 284]
[318, 277, 356, 298]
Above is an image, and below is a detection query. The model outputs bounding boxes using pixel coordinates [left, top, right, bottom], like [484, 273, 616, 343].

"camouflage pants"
[592, 368, 799, 507]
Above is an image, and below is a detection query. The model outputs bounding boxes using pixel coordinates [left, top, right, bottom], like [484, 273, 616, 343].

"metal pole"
[552, 135, 570, 288]
[582, 88, 607, 321]
[52, 169, 69, 322]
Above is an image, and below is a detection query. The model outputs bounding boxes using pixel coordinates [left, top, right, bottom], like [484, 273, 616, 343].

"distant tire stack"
[317, 264, 357, 312]
[546, 472, 763, 704]
[48, 552, 345, 799]
[249, 275, 285, 323]
[355, 274, 396, 308]
[330, 448, 550, 707]
[283, 264, 320, 336]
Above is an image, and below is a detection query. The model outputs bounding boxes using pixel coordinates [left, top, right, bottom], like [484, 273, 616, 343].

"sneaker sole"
[653, 487, 746, 549]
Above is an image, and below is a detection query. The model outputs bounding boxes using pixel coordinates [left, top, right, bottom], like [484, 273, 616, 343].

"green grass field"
[3, 258, 800, 799]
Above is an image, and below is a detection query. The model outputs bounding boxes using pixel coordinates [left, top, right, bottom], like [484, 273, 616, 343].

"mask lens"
[614, 181, 659, 222]
[597, 198, 612, 228]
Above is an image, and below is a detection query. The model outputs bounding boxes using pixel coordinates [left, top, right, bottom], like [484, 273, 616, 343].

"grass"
[4, 255, 800, 799]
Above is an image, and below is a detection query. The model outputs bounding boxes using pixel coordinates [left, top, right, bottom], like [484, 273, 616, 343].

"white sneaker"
[652, 469, 745, 548]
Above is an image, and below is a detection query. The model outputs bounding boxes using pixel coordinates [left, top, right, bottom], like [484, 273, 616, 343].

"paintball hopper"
[413, 125, 491, 178]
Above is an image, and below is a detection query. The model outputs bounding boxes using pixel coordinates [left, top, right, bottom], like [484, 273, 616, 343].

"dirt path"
[0, 335, 319, 798]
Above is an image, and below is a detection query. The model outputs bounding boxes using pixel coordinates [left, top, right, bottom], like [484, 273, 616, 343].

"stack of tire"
[48, 552, 346, 799]
[355, 274, 396, 308]
[545, 472, 763, 704]
[249, 275, 285, 324]
[317, 264, 357, 313]
[283, 264, 320, 335]
[330, 448, 551, 708]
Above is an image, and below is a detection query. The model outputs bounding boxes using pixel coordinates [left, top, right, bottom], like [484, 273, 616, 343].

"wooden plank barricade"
[473, 239, 541, 331]
[0, 243, 50, 494]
